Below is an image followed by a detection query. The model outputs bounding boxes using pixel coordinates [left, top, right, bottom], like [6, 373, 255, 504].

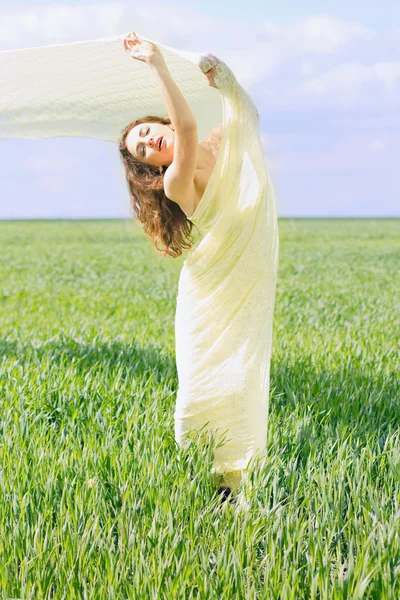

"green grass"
[0, 218, 399, 599]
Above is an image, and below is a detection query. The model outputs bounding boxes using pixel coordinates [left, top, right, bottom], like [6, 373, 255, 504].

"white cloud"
[0, 2, 213, 50]
[300, 61, 315, 76]
[263, 130, 397, 178]
[374, 62, 400, 92]
[260, 133, 285, 171]
[296, 61, 400, 106]
[261, 15, 376, 55]
[223, 15, 377, 87]
[0, 5, 379, 89]
[0, 3, 397, 116]
[330, 114, 400, 132]
[367, 140, 386, 153]
[0, 3, 395, 116]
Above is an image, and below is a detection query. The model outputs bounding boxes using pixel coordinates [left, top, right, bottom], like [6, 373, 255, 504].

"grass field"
[0, 218, 399, 599]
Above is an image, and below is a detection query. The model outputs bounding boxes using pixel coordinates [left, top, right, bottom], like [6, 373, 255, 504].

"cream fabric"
[174, 56, 279, 488]
[0, 34, 222, 141]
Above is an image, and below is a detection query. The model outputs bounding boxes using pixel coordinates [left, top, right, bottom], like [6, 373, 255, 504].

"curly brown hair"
[118, 115, 196, 259]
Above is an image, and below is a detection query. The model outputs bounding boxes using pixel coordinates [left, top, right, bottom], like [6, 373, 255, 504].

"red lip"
[155, 136, 163, 151]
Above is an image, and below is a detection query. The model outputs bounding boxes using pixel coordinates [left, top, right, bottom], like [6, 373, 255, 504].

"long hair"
[118, 115, 195, 259]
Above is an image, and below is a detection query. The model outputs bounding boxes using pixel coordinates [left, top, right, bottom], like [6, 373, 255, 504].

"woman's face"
[126, 122, 175, 167]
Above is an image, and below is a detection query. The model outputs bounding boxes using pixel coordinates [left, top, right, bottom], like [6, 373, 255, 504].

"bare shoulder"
[164, 123, 223, 218]
[200, 123, 223, 159]
[202, 123, 223, 145]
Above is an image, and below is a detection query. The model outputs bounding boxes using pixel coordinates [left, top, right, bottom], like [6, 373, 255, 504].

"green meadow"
[0, 218, 399, 599]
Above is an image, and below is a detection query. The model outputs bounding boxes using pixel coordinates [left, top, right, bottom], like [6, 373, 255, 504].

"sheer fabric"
[0, 34, 222, 141]
[174, 55, 279, 489]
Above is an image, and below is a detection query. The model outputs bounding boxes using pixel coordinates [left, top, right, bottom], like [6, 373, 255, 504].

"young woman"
[119, 33, 279, 509]
[119, 32, 234, 503]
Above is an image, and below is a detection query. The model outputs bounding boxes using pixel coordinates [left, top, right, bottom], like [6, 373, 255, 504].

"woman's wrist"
[148, 55, 168, 72]
[147, 55, 197, 130]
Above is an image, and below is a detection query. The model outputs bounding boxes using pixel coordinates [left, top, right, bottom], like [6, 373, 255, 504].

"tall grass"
[0, 218, 399, 599]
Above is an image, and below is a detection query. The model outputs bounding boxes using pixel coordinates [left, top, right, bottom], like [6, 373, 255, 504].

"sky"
[0, 0, 399, 218]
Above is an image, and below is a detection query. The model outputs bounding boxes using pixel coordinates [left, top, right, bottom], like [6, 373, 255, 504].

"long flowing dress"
[174, 55, 279, 490]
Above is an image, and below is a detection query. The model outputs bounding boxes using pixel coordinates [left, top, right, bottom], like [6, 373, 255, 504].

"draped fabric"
[0, 34, 222, 141]
[0, 33, 279, 490]
[174, 56, 279, 489]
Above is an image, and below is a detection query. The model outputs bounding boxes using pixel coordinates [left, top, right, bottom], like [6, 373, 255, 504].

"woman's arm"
[148, 60, 197, 132]
[124, 33, 197, 132]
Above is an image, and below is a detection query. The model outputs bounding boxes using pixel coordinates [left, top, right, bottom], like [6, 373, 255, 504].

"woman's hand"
[199, 54, 221, 89]
[204, 66, 217, 89]
[123, 32, 166, 68]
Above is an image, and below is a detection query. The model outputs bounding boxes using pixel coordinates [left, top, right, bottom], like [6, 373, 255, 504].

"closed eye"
[138, 126, 150, 158]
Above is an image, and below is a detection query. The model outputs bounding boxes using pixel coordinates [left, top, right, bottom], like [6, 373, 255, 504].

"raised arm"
[150, 61, 199, 215]
[124, 32, 197, 130]
[124, 32, 204, 215]
[148, 46, 199, 214]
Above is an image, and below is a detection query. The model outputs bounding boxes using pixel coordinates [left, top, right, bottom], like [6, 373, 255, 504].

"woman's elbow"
[174, 119, 197, 132]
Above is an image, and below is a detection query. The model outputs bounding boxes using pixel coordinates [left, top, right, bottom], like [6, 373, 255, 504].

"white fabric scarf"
[0, 33, 222, 141]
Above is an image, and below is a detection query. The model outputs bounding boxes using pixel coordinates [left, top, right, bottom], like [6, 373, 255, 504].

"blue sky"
[0, 0, 399, 218]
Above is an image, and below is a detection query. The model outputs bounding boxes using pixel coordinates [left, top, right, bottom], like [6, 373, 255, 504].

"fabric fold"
[174, 55, 279, 485]
[0, 33, 222, 142]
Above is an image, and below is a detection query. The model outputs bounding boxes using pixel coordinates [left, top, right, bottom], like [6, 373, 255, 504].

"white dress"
[174, 55, 279, 489]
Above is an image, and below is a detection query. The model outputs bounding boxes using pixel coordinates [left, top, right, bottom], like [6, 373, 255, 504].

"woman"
[119, 33, 232, 501]
[119, 33, 279, 507]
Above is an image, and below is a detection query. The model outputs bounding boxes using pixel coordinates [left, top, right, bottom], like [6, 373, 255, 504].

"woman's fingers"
[123, 32, 143, 52]
[124, 37, 138, 48]
[126, 32, 142, 44]
[123, 39, 141, 55]
[204, 66, 217, 88]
